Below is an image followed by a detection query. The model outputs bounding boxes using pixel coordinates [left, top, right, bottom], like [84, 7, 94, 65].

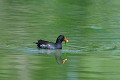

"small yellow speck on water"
[62, 58, 67, 64]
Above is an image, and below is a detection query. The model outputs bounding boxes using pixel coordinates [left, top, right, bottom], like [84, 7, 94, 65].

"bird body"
[35, 35, 68, 49]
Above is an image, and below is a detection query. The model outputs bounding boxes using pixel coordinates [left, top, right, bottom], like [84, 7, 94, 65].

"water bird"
[34, 35, 68, 49]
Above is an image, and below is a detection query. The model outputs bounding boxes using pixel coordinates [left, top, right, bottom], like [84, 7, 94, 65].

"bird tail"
[33, 42, 38, 44]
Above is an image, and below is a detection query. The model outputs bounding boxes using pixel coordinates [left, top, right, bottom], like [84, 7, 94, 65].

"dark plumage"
[34, 35, 68, 49]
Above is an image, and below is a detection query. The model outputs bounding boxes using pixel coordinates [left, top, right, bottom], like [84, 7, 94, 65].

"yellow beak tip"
[66, 40, 68, 42]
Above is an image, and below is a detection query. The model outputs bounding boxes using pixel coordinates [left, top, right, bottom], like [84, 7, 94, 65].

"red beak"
[64, 37, 68, 42]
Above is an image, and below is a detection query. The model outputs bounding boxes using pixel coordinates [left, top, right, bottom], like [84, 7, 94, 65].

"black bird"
[34, 35, 68, 49]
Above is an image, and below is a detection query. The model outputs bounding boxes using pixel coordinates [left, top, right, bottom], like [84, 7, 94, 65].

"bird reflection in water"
[53, 50, 67, 64]
[38, 49, 68, 64]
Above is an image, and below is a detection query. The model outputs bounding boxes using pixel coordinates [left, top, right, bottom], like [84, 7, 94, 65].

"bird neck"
[56, 39, 62, 44]
[55, 40, 62, 49]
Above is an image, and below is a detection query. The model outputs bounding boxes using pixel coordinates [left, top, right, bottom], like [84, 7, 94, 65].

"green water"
[0, 0, 120, 80]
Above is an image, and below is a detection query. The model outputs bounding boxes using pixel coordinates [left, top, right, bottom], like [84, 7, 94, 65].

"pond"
[0, 0, 120, 80]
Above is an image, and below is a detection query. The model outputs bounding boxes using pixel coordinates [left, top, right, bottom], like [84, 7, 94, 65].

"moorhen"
[34, 35, 68, 49]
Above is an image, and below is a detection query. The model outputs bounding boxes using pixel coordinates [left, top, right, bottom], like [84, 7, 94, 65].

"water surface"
[0, 0, 120, 80]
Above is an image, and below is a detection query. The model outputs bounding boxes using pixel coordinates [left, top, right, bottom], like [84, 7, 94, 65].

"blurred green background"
[0, 0, 120, 80]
